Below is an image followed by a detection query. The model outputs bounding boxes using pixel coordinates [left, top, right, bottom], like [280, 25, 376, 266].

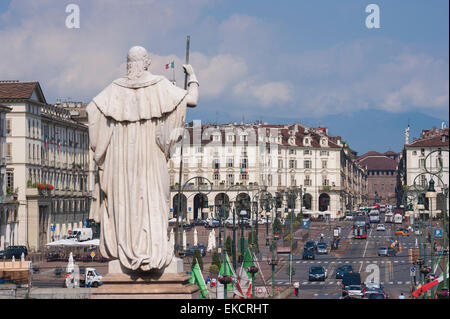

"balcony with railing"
[169, 183, 262, 192]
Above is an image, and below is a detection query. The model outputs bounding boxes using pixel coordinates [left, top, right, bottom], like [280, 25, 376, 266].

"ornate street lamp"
[239, 209, 247, 262]
[247, 265, 259, 299]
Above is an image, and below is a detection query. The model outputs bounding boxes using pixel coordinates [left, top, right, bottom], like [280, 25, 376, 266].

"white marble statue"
[87, 46, 199, 272]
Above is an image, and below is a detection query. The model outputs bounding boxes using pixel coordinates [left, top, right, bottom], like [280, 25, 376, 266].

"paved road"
[267, 215, 421, 299]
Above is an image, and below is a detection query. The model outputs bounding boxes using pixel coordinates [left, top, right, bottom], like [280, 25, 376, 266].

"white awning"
[46, 238, 100, 247]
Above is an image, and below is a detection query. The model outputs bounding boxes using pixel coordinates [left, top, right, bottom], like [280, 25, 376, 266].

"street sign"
[90, 252, 95, 258]
[274, 234, 279, 239]
[410, 267, 416, 277]
[302, 220, 309, 229]
[218, 248, 222, 253]
[50, 225, 55, 231]
[68, 230, 72, 235]
[435, 229, 442, 238]
[83, 220, 88, 227]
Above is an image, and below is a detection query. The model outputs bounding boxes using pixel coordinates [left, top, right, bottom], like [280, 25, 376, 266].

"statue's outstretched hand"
[183, 64, 195, 76]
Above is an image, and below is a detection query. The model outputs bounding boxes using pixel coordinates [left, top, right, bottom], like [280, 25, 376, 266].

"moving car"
[342, 272, 363, 298]
[395, 228, 410, 236]
[67, 228, 93, 242]
[302, 249, 315, 260]
[336, 265, 353, 279]
[316, 243, 328, 254]
[363, 281, 386, 299]
[304, 241, 317, 251]
[378, 246, 396, 257]
[309, 266, 327, 281]
[376, 224, 386, 231]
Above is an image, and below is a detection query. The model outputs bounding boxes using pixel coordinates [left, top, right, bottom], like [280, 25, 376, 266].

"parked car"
[0, 245, 28, 259]
[192, 219, 207, 226]
[342, 272, 363, 298]
[378, 246, 396, 257]
[344, 214, 354, 221]
[395, 228, 410, 236]
[316, 243, 328, 254]
[302, 249, 315, 260]
[204, 219, 220, 229]
[184, 245, 206, 257]
[182, 223, 193, 231]
[336, 265, 353, 279]
[308, 266, 327, 281]
[376, 224, 386, 231]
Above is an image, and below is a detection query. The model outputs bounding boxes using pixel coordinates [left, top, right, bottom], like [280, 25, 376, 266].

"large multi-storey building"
[168, 122, 368, 221]
[397, 125, 449, 218]
[0, 81, 90, 251]
[0, 103, 19, 250]
[357, 151, 399, 205]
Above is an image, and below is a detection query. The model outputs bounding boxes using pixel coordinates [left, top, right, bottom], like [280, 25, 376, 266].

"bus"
[353, 222, 367, 239]
[369, 210, 380, 223]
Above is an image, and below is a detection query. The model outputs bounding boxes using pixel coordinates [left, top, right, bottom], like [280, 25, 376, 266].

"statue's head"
[127, 46, 151, 80]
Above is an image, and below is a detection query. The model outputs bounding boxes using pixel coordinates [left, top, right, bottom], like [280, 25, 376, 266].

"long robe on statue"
[87, 72, 187, 271]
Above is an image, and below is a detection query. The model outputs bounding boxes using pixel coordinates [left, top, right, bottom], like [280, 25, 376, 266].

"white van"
[68, 228, 93, 242]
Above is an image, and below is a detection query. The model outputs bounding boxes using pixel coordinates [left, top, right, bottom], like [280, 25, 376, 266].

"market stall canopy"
[46, 239, 100, 247]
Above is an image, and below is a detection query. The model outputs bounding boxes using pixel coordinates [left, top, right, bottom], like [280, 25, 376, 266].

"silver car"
[378, 246, 396, 257]
[317, 243, 328, 254]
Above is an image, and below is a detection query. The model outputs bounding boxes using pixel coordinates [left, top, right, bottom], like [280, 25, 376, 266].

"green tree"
[209, 264, 219, 276]
[191, 249, 203, 271]
[272, 218, 282, 235]
[212, 251, 221, 269]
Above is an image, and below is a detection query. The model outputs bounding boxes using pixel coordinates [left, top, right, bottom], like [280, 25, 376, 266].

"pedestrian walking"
[211, 278, 216, 287]
[293, 281, 300, 297]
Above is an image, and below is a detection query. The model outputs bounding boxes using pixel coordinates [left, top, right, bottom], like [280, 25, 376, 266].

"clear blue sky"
[0, 0, 448, 154]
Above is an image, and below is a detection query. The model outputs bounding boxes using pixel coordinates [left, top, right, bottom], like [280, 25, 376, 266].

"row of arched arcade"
[170, 191, 336, 220]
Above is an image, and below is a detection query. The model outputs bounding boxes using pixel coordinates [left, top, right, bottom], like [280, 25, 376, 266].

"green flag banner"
[189, 258, 209, 299]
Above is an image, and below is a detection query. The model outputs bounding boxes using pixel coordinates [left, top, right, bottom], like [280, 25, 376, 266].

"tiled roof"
[358, 156, 398, 171]
[0, 81, 39, 99]
[408, 134, 449, 148]
[357, 151, 383, 161]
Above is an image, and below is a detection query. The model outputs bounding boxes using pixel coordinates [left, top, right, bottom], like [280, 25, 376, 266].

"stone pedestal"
[91, 258, 200, 299]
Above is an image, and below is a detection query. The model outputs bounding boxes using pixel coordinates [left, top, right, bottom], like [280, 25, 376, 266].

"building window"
[240, 134, 248, 142]
[227, 158, 233, 168]
[214, 173, 220, 180]
[227, 174, 234, 185]
[374, 184, 377, 192]
[213, 134, 220, 141]
[381, 184, 384, 191]
[227, 135, 234, 142]
[196, 146, 203, 153]
[213, 159, 220, 170]
[170, 175, 174, 186]
[7, 172, 14, 189]
[322, 176, 329, 186]
[322, 160, 327, 168]
[390, 184, 394, 192]
[289, 148, 296, 155]
[412, 150, 417, 155]
[240, 173, 248, 180]
[241, 158, 248, 169]
[320, 150, 328, 156]
[6, 119, 12, 136]
[305, 176, 311, 186]
[289, 159, 297, 169]
[304, 160, 311, 169]
[278, 174, 282, 186]
[268, 174, 273, 186]
[304, 149, 311, 155]
[278, 159, 283, 168]
[291, 175, 296, 186]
